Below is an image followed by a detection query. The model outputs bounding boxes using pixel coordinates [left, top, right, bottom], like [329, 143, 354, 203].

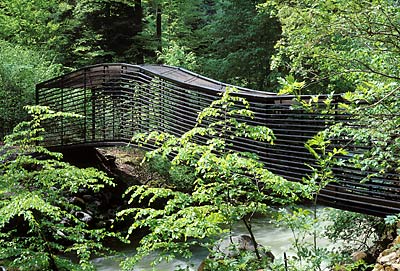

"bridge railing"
[36, 63, 400, 216]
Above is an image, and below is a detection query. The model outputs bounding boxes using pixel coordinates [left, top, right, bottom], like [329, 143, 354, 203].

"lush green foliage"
[0, 0, 282, 89]
[117, 89, 306, 270]
[201, 249, 272, 271]
[326, 210, 385, 254]
[195, 0, 281, 90]
[1, 0, 399, 270]
[261, 0, 400, 93]
[0, 106, 115, 271]
[273, 75, 390, 270]
[67, 0, 146, 66]
[271, 128, 346, 271]
[270, 133, 381, 270]
[0, 40, 61, 138]
[0, 0, 70, 52]
[331, 86, 400, 180]
[268, 2, 400, 266]
[151, 0, 204, 69]
[266, 0, 400, 181]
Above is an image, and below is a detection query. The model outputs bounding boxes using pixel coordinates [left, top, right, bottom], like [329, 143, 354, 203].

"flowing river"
[93, 207, 334, 271]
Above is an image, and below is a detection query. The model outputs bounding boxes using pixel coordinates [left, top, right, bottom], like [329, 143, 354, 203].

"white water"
[93, 208, 333, 271]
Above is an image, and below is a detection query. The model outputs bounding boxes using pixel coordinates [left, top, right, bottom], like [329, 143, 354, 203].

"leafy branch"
[119, 88, 306, 270]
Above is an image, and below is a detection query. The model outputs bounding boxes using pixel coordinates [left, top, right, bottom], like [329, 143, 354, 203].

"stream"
[93, 207, 335, 271]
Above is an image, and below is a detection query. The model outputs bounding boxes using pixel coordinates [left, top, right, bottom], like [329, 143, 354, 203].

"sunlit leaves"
[262, 0, 400, 93]
[0, 40, 61, 138]
[278, 75, 305, 96]
[122, 88, 305, 270]
[0, 106, 115, 270]
[0, 0, 69, 49]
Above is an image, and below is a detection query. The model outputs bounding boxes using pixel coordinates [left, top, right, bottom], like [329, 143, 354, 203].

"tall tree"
[140, 0, 205, 67]
[262, 0, 400, 186]
[133, 0, 144, 64]
[197, 0, 281, 91]
[261, 0, 400, 93]
[69, 0, 145, 66]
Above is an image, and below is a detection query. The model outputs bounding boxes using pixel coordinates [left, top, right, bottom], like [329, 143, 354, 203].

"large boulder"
[214, 234, 273, 259]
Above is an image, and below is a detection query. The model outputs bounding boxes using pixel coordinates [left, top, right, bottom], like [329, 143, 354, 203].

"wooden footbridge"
[36, 63, 400, 217]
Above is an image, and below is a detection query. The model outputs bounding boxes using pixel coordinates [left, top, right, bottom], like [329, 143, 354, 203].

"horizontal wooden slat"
[36, 63, 400, 217]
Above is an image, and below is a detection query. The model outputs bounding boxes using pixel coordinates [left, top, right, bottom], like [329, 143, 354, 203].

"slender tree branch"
[242, 217, 261, 260]
[364, 86, 400, 108]
[380, 5, 400, 38]
[353, 59, 400, 81]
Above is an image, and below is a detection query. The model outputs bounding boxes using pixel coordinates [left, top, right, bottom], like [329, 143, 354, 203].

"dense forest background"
[0, 0, 399, 270]
[1, 0, 399, 132]
[0, 0, 282, 137]
[0, 0, 281, 89]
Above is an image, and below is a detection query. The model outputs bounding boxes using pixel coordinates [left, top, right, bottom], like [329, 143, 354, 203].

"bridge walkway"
[36, 63, 400, 217]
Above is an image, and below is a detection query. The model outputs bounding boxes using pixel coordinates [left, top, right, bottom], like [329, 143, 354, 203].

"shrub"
[0, 106, 115, 271]
[0, 40, 61, 138]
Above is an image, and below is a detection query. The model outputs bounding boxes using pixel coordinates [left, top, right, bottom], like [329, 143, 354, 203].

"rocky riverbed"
[60, 146, 399, 271]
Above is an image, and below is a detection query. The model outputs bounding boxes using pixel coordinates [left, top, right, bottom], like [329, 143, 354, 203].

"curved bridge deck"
[36, 63, 400, 217]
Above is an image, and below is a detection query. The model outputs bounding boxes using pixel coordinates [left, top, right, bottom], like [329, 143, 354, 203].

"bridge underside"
[36, 63, 400, 217]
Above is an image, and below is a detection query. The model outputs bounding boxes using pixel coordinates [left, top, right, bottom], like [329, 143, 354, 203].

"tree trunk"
[156, 5, 162, 56]
[134, 0, 144, 64]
